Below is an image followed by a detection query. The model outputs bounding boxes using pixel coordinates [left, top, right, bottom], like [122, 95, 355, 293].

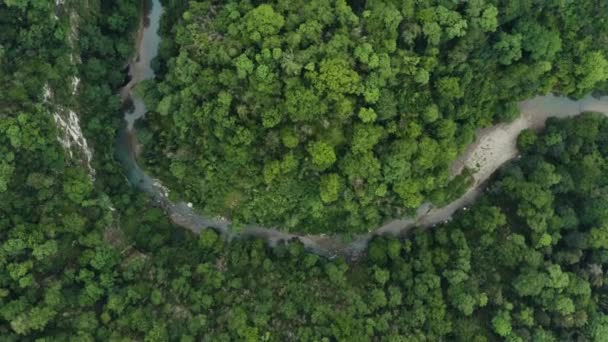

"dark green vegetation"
[140, 0, 608, 233]
[76, 0, 140, 186]
[118, 112, 608, 342]
[3, 0, 608, 340]
[5, 74, 608, 341]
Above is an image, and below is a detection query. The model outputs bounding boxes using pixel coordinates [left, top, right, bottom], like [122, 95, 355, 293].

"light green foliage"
[414, 68, 430, 84]
[437, 77, 463, 99]
[492, 311, 512, 337]
[372, 266, 390, 285]
[156, 96, 173, 116]
[518, 22, 562, 61]
[423, 104, 440, 123]
[358, 107, 377, 123]
[514, 270, 549, 297]
[243, 4, 285, 40]
[4, 49, 608, 342]
[63, 169, 93, 203]
[351, 124, 383, 153]
[423, 22, 442, 45]
[142, 0, 608, 233]
[235, 54, 254, 79]
[281, 129, 299, 148]
[587, 315, 608, 341]
[199, 229, 219, 249]
[262, 108, 281, 128]
[575, 51, 608, 93]
[494, 33, 523, 65]
[315, 58, 361, 94]
[319, 173, 340, 203]
[479, 6, 498, 32]
[517, 129, 537, 151]
[588, 225, 608, 249]
[0, 160, 14, 193]
[308, 141, 336, 170]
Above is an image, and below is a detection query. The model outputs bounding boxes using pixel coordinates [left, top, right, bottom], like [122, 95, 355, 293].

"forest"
[139, 0, 608, 233]
[1, 0, 608, 341]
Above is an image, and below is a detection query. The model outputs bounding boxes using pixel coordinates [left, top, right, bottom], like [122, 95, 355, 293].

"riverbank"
[116, 0, 608, 260]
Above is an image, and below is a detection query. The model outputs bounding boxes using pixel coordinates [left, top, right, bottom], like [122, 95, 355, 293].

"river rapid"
[116, 0, 608, 260]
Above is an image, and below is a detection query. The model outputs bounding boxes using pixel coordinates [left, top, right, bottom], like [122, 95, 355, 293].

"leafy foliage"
[2, 0, 608, 341]
[142, 0, 608, 233]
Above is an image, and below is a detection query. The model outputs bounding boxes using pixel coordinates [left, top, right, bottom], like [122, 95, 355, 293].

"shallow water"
[115, 0, 608, 259]
[122, 0, 163, 130]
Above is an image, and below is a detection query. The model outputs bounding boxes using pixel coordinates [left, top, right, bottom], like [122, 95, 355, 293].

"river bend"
[116, 0, 608, 259]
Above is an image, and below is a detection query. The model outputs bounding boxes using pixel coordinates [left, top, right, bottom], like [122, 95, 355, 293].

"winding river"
[116, 0, 608, 260]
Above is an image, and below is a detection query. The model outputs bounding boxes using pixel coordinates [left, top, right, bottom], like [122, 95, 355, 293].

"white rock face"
[52, 109, 95, 175]
[45, 2, 95, 178]
[71, 76, 80, 95]
[43, 84, 52, 102]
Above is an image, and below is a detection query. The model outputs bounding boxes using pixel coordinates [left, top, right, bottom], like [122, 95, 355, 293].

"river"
[116, 0, 608, 260]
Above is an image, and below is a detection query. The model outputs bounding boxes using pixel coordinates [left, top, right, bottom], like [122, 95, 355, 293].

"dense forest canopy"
[2, 0, 608, 340]
[140, 0, 608, 233]
[5, 79, 608, 340]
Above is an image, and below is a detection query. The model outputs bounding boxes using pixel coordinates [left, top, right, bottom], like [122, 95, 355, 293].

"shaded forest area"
[1, 0, 608, 341]
[139, 0, 608, 233]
